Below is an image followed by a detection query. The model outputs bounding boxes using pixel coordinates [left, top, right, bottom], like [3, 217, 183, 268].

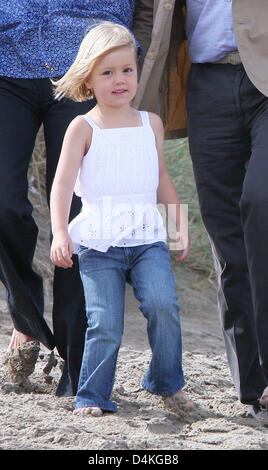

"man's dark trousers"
[186, 63, 268, 405]
[0, 77, 93, 396]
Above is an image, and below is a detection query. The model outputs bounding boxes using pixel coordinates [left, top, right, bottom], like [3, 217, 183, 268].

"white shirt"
[68, 111, 167, 253]
[186, 0, 237, 63]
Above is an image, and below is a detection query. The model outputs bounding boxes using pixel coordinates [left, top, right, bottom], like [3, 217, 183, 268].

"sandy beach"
[1, 254, 268, 453]
[0, 183, 267, 455]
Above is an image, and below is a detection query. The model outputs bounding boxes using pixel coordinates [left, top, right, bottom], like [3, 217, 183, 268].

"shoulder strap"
[139, 110, 150, 127]
[82, 115, 100, 130]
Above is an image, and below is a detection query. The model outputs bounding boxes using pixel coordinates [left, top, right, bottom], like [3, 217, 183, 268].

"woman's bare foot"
[7, 328, 35, 352]
[73, 407, 103, 417]
[260, 386, 268, 407]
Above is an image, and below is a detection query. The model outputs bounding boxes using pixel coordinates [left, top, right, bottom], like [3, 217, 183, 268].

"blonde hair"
[53, 21, 137, 102]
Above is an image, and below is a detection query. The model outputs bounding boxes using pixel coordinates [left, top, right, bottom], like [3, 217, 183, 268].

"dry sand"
[0, 190, 268, 454]
[1, 260, 268, 453]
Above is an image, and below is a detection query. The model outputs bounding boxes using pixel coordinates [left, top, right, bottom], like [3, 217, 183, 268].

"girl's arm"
[149, 112, 190, 262]
[50, 117, 92, 269]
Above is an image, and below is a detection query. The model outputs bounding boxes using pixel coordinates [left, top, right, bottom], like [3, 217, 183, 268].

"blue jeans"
[76, 242, 185, 412]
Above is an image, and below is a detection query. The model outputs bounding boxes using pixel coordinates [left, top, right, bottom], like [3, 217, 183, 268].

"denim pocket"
[77, 245, 92, 263]
[154, 241, 169, 251]
[77, 244, 88, 255]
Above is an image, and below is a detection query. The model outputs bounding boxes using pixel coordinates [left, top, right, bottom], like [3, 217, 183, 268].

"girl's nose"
[114, 72, 125, 83]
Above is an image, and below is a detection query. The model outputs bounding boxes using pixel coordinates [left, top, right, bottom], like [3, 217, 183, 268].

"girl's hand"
[50, 231, 74, 268]
[174, 231, 190, 263]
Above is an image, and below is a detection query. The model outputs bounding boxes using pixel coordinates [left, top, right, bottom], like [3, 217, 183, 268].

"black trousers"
[0, 77, 94, 396]
[186, 63, 268, 405]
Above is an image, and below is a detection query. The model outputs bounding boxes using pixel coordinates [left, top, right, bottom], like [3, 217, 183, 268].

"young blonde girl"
[50, 21, 193, 416]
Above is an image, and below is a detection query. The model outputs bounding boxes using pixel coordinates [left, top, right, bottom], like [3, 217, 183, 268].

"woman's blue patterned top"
[0, 0, 137, 78]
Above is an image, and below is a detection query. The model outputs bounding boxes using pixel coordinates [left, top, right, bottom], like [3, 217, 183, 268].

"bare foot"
[260, 386, 268, 407]
[171, 390, 195, 411]
[73, 407, 103, 417]
[3, 338, 40, 384]
[7, 328, 35, 352]
[163, 390, 195, 414]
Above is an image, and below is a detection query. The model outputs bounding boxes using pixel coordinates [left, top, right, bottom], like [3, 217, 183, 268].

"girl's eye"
[124, 68, 133, 73]
[102, 70, 112, 76]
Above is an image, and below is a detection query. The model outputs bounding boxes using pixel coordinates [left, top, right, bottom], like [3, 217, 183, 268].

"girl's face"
[85, 46, 138, 108]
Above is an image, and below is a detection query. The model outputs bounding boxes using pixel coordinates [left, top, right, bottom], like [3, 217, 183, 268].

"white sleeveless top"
[68, 111, 167, 253]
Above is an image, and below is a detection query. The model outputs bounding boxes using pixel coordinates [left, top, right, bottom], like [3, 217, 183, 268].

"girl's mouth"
[112, 89, 127, 95]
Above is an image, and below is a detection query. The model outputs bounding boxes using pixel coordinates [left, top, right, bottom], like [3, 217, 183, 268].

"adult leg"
[42, 82, 95, 395]
[128, 243, 186, 396]
[186, 63, 267, 406]
[0, 77, 54, 349]
[240, 77, 268, 377]
[76, 247, 127, 413]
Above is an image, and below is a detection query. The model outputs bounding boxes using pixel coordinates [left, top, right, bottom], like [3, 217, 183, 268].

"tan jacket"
[133, 0, 268, 139]
[232, 0, 268, 98]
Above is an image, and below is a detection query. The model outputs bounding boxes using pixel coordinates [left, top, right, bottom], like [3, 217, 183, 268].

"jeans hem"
[75, 399, 118, 413]
[141, 379, 186, 397]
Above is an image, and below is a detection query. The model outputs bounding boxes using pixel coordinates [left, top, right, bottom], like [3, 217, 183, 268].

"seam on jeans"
[106, 356, 118, 403]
